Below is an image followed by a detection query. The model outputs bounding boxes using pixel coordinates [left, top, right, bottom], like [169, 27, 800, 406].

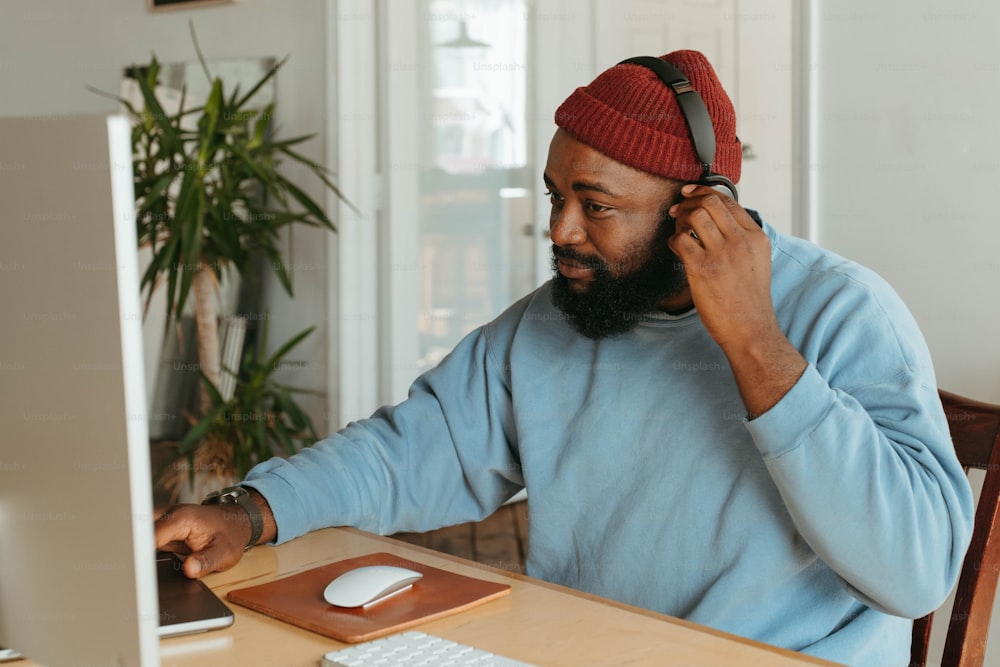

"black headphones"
[618, 56, 739, 202]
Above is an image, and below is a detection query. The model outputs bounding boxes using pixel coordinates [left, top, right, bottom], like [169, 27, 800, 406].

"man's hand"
[667, 184, 775, 348]
[667, 184, 806, 417]
[154, 491, 276, 579]
[154, 504, 248, 578]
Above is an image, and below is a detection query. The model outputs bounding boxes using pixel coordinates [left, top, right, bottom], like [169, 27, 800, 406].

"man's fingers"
[182, 551, 218, 579]
[154, 508, 194, 550]
[154, 504, 213, 552]
[158, 540, 193, 556]
[153, 503, 249, 579]
[667, 225, 704, 259]
[671, 184, 751, 241]
[182, 540, 242, 579]
[182, 553, 206, 579]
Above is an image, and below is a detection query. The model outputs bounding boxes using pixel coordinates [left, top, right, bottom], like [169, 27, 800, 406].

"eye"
[584, 201, 611, 214]
[544, 189, 564, 207]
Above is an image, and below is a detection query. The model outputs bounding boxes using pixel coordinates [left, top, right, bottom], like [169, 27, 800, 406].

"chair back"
[911, 389, 1000, 667]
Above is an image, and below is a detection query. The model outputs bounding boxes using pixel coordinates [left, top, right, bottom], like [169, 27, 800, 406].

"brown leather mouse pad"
[227, 552, 511, 643]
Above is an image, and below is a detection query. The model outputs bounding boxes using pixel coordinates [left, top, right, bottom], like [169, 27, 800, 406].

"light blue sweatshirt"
[245, 221, 973, 666]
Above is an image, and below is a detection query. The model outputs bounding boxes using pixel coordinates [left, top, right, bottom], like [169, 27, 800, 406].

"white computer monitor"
[0, 113, 159, 665]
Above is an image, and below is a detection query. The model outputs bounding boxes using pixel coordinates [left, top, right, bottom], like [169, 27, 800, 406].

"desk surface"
[17, 527, 843, 667]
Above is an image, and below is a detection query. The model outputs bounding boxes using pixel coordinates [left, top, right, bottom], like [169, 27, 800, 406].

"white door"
[590, 0, 794, 234]
[593, 0, 739, 93]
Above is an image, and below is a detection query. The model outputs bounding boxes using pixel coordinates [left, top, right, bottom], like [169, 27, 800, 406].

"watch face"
[220, 487, 246, 502]
[204, 486, 244, 504]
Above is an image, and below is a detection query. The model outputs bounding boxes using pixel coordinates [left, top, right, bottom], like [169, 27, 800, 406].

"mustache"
[551, 245, 614, 274]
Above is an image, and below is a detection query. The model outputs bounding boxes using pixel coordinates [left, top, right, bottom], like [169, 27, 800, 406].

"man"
[156, 50, 973, 666]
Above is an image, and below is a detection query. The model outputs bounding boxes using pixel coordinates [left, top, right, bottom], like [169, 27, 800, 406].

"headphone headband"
[618, 56, 738, 201]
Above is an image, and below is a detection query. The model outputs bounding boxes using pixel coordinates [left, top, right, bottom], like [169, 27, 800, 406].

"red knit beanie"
[554, 50, 741, 184]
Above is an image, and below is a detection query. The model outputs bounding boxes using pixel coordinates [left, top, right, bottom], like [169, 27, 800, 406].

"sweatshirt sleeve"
[745, 275, 974, 619]
[241, 324, 523, 544]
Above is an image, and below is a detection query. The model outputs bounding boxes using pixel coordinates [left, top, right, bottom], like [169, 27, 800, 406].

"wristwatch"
[202, 486, 264, 551]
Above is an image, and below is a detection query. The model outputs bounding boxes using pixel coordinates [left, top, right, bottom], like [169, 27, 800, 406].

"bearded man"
[156, 50, 972, 667]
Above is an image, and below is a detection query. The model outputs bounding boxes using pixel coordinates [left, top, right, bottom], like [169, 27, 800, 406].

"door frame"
[328, 0, 382, 424]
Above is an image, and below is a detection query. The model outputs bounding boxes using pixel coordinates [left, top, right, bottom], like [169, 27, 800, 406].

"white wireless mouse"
[323, 565, 423, 608]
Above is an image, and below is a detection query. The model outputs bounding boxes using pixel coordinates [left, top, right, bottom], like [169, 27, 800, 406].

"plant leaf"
[271, 171, 334, 229]
[234, 56, 287, 110]
[265, 326, 314, 370]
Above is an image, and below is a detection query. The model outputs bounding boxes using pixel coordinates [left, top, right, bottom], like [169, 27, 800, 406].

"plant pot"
[156, 434, 237, 505]
[171, 463, 238, 505]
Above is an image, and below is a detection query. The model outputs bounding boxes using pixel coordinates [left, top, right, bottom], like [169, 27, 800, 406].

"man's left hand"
[667, 184, 776, 351]
[667, 184, 806, 418]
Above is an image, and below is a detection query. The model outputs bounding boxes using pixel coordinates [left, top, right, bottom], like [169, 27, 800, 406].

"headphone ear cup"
[697, 175, 739, 202]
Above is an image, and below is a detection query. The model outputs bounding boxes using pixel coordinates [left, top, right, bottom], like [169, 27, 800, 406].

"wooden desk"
[168, 527, 845, 667]
[16, 527, 843, 667]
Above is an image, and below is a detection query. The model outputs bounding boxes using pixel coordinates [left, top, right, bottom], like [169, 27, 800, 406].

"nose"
[549, 204, 586, 247]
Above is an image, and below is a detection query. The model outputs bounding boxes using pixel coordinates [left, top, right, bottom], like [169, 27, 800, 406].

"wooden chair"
[911, 390, 1000, 667]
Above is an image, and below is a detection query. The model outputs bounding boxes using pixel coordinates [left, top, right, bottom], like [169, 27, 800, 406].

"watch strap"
[202, 486, 264, 551]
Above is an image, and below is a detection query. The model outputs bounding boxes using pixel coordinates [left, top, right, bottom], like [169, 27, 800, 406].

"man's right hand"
[154, 491, 276, 579]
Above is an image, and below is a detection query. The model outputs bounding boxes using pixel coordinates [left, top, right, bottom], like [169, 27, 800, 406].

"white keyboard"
[322, 631, 537, 666]
[0, 648, 23, 662]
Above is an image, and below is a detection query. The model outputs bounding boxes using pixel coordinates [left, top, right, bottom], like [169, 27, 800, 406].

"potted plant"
[108, 27, 349, 499]
[166, 322, 321, 500]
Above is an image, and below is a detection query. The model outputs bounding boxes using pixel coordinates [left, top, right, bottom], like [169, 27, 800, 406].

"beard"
[550, 206, 688, 339]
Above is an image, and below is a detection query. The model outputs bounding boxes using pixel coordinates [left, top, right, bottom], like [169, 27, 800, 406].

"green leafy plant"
[175, 324, 320, 482]
[96, 24, 349, 492]
[121, 34, 347, 410]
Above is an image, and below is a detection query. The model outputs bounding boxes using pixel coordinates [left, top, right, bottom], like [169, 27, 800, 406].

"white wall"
[0, 0, 335, 433]
[735, 0, 794, 236]
[804, 2, 1000, 664]
[805, 0, 1000, 403]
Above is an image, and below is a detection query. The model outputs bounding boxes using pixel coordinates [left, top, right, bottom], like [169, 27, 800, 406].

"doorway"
[332, 0, 793, 414]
